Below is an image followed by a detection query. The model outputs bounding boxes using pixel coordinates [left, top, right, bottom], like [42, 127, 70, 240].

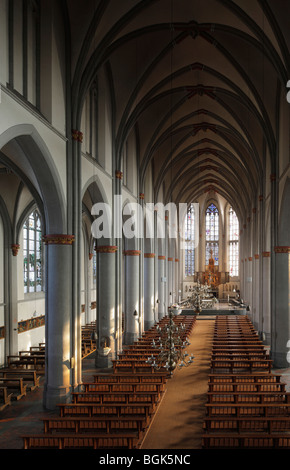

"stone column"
[123, 250, 140, 344]
[262, 251, 271, 345]
[8, 244, 20, 357]
[253, 254, 260, 330]
[168, 257, 173, 306]
[95, 245, 117, 367]
[175, 258, 180, 303]
[144, 253, 155, 331]
[42, 234, 74, 410]
[158, 255, 166, 319]
[271, 246, 290, 367]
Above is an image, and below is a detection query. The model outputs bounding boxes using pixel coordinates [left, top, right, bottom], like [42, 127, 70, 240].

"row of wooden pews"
[0, 321, 97, 412]
[202, 315, 290, 449]
[22, 314, 197, 449]
[0, 343, 44, 408]
[81, 321, 97, 358]
[112, 314, 196, 374]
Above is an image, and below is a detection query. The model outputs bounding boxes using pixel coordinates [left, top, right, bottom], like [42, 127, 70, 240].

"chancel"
[0, 0, 289, 451]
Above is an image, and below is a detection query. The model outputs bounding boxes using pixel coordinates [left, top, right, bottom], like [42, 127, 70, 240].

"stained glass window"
[229, 207, 239, 277]
[184, 204, 195, 277]
[23, 210, 42, 293]
[205, 203, 219, 266]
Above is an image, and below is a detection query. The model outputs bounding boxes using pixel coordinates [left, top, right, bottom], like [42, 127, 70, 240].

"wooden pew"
[72, 391, 159, 406]
[23, 433, 139, 449]
[7, 354, 45, 373]
[210, 357, 272, 373]
[203, 416, 290, 434]
[42, 415, 148, 435]
[0, 377, 27, 400]
[57, 403, 155, 420]
[0, 369, 40, 391]
[208, 373, 283, 384]
[205, 402, 290, 417]
[112, 360, 158, 374]
[206, 391, 290, 404]
[81, 381, 164, 395]
[202, 433, 290, 449]
[93, 372, 168, 388]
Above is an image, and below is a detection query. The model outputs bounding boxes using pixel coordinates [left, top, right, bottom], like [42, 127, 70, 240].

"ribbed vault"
[67, 0, 290, 224]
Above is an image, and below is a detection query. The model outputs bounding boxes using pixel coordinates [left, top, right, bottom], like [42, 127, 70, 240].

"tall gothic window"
[229, 207, 239, 277]
[205, 203, 219, 266]
[9, 0, 41, 107]
[23, 210, 42, 293]
[184, 203, 195, 277]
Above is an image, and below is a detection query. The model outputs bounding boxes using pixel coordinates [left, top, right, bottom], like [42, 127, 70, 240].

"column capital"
[115, 170, 123, 180]
[158, 255, 166, 260]
[259, 195, 263, 202]
[72, 129, 83, 143]
[248, 257, 253, 261]
[270, 173, 276, 182]
[254, 254, 259, 260]
[144, 253, 155, 258]
[11, 244, 20, 256]
[95, 245, 118, 253]
[262, 251, 271, 257]
[139, 193, 145, 200]
[124, 250, 141, 256]
[168, 257, 173, 261]
[274, 246, 290, 254]
[175, 258, 179, 262]
[43, 234, 75, 245]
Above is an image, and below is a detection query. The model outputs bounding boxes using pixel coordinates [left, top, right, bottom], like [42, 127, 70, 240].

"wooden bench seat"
[7, 355, 45, 373]
[205, 402, 290, 417]
[203, 416, 290, 433]
[42, 415, 149, 435]
[206, 391, 290, 404]
[208, 382, 286, 393]
[93, 372, 168, 385]
[211, 351, 269, 358]
[19, 350, 45, 357]
[0, 369, 40, 391]
[117, 352, 160, 360]
[112, 360, 157, 374]
[57, 403, 155, 419]
[72, 391, 159, 406]
[0, 377, 27, 400]
[208, 373, 282, 383]
[202, 433, 290, 448]
[212, 346, 266, 351]
[213, 342, 263, 346]
[81, 381, 164, 394]
[210, 358, 272, 373]
[23, 433, 139, 449]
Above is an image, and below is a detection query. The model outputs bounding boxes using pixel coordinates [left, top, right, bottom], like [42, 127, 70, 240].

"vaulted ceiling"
[67, 0, 290, 221]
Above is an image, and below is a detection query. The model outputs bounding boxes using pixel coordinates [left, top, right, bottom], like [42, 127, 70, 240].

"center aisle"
[140, 317, 215, 449]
